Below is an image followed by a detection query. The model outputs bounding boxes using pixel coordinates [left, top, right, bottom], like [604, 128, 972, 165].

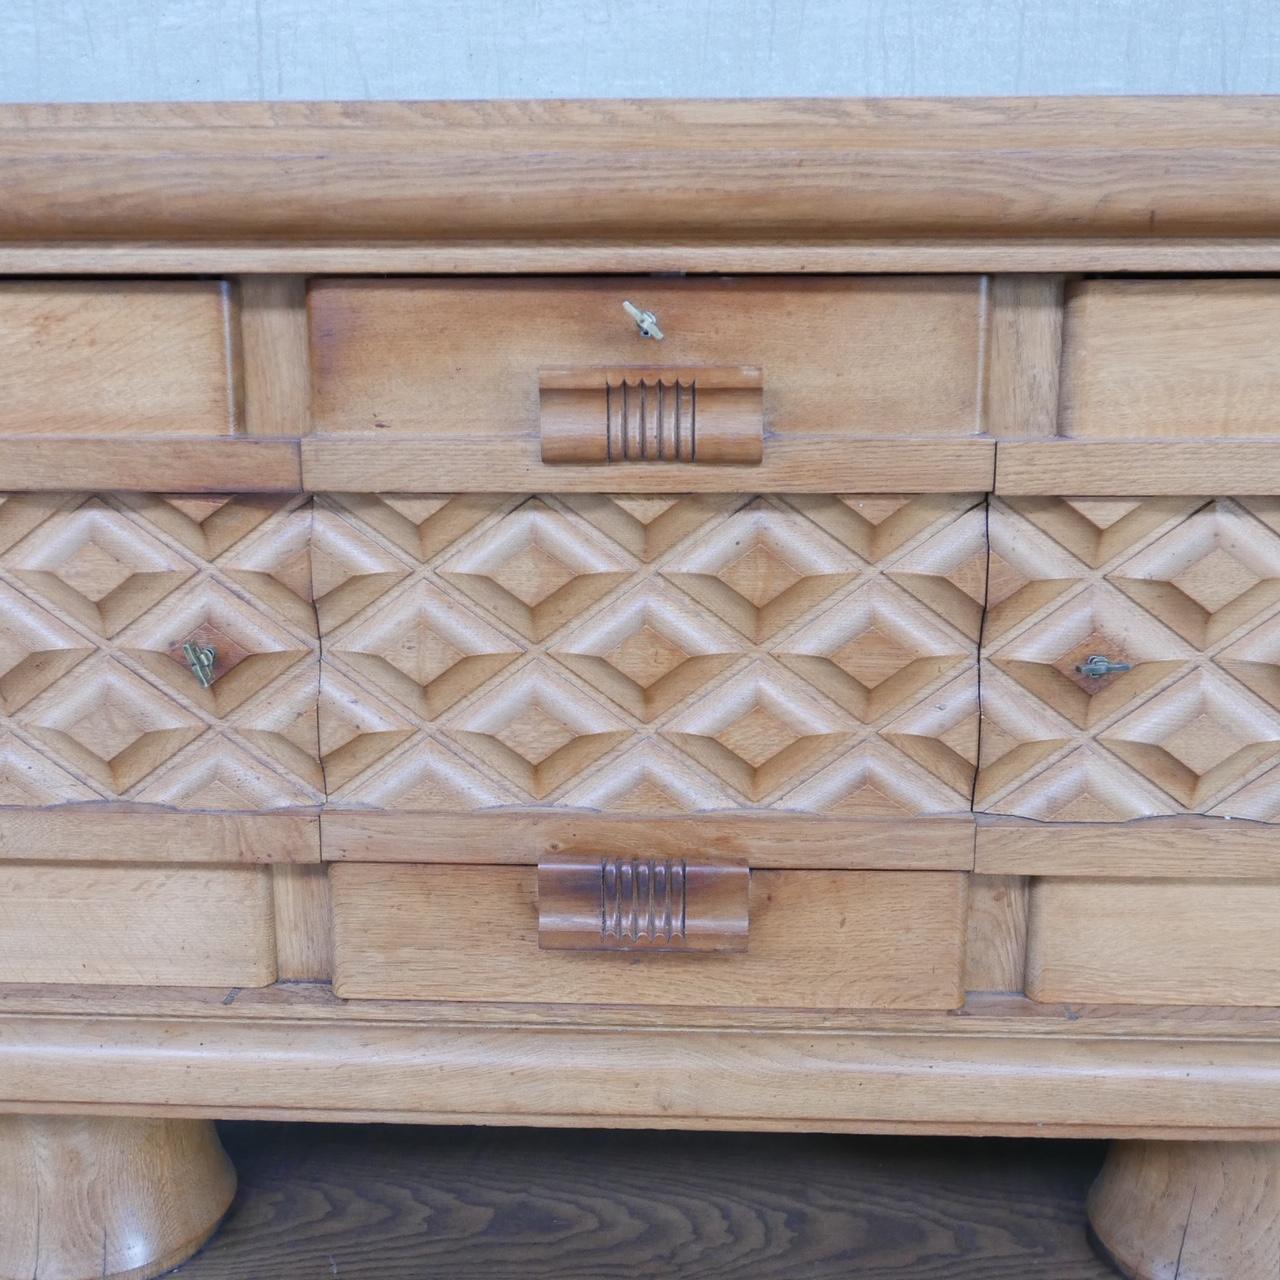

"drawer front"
[0, 491, 321, 811]
[0, 862, 276, 986]
[0, 281, 236, 436]
[1026, 877, 1280, 1006]
[977, 495, 1280, 820]
[1061, 279, 1280, 440]
[315, 491, 983, 865]
[330, 864, 968, 1010]
[310, 276, 984, 441]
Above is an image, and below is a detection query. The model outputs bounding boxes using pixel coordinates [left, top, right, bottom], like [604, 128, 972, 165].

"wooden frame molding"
[2, 99, 1280, 273]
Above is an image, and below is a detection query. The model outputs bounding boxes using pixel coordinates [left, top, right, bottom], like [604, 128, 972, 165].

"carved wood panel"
[0, 492, 321, 811]
[316, 493, 984, 818]
[978, 497, 1280, 820]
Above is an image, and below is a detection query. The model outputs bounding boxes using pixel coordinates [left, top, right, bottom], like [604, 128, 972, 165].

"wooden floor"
[168, 1124, 1120, 1278]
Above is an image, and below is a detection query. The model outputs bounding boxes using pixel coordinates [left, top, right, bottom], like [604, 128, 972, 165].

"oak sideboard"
[1, 98, 1278, 1280]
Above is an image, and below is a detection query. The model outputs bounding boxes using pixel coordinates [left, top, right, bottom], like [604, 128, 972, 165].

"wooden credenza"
[1, 99, 1279, 1280]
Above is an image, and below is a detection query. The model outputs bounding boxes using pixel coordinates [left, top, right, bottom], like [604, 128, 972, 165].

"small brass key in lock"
[183, 642, 218, 688]
[1076, 654, 1132, 678]
[622, 300, 664, 340]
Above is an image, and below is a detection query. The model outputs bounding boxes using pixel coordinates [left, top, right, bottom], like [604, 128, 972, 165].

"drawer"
[330, 863, 968, 1010]
[0, 281, 236, 436]
[1026, 877, 1280, 1006]
[1061, 279, 1280, 440]
[0, 862, 276, 986]
[309, 276, 984, 444]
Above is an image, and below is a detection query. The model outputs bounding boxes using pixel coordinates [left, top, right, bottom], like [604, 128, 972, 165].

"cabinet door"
[316, 491, 985, 870]
[977, 496, 1280, 820]
[0, 492, 321, 813]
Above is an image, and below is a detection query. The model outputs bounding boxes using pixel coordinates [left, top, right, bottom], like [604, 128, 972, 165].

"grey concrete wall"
[2, 0, 1277, 102]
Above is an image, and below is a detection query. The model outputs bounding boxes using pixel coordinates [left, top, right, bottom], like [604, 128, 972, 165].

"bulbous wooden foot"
[0, 1115, 236, 1280]
[1087, 1140, 1280, 1280]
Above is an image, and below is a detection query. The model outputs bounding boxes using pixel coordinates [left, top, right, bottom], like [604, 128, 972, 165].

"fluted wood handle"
[537, 856, 749, 952]
[539, 367, 763, 464]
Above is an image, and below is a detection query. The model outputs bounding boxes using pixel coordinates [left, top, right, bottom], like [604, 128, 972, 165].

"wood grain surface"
[165, 1122, 1115, 1280]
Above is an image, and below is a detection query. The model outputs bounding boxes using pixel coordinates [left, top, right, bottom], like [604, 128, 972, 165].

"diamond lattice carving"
[664, 663, 851, 802]
[775, 581, 969, 722]
[1217, 613, 1280, 711]
[778, 736, 969, 816]
[118, 578, 312, 716]
[307, 509, 411, 633]
[972, 668, 1072, 808]
[3, 497, 194, 637]
[1100, 669, 1280, 808]
[989, 587, 1193, 729]
[333, 735, 519, 809]
[0, 582, 94, 714]
[0, 731, 100, 804]
[986, 746, 1178, 821]
[1109, 500, 1280, 647]
[559, 494, 741, 561]
[782, 494, 981, 562]
[131, 736, 319, 810]
[880, 671, 980, 801]
[552, 586, 740, 720]
[880, 505, 991, 641]
[316, 669, 414, 792]
[218, 507, 319, 632]
[558, 742, 741, 813]
[662, 498, 858, 642]
[1001, 497, 1202, 570]
[440, 499, 633, 641]
[117, 493, 289, 559]
[446, 667, 629, 799]
[16, 657, 204, 795]
[328, 494, 504, 561]
[330, 580, 523, 719]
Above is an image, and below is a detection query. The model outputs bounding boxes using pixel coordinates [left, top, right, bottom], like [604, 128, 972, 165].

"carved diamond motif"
[316, 669, 414, 791]
[448, 667, 628, 799]
[330, 580, 522, 718]
[782, 494, 981, 562]
[663, 499, 858, 642]
[775, 582, 968, 722]
[328, 493, 503, 560]
[3, 498, 194, 636]
[778, 737, 967, 816]
[989, 587, 1193, 728]
[559, 743, 741, 813]
[552, 587, 739, 720]
[559, 494, 741, 561]
[118, 579, 312, 716]
[440, 499, 633, 641]
[664, 663, 851, 801]
[1109, 500, 1280, 646]
[118, 493, 288, 558]
[333, 735, 518, 809]
[17, 657, 204, 794]
[1002, 497, 1202, 569]
[0, 583, 94, 714]
[986, 746, 1177, 821]
[1100, 669, 1280, 808]
[0, 731, 101, 804]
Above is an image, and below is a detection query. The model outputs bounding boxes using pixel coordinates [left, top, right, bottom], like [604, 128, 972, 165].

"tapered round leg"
[1087, 1140, 1280, 1280]
[0, 1115, 236, 1280]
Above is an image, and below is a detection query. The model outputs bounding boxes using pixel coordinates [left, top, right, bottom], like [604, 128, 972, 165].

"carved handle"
[537, 855, 749, 952]
[540, 367, 763, 465]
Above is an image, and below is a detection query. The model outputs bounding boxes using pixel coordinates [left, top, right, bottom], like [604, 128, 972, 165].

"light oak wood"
[302, 435, 996, 493]
[977, 817, 1280, 879]
[981, 275, 1064, 439]
[540, 367, 763, 465]
[0, 438, 302, 491]
[0, 281, 236, 437]
[271, 862, 333, 981]
[0, 862, 276, 987]
[3, 992, 1280, 1137]
[1062, 279, 1280, 440]
[331, 864, 967, 1010]
[996, 441, 1280, 496]
[239, 275, 311, 438]
[0, 810, 319, 863]
[4, 99, 1280, 247]
[319, 812, 976, 870]
[963, 874, 1029, 993]
[1088, 1140, 1280, 1280]
[309, 277, 983, 442]
[0, 1115, 236, 1280]
[1026, 877, 1280, 1006]
[538, 855, 749, 951]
